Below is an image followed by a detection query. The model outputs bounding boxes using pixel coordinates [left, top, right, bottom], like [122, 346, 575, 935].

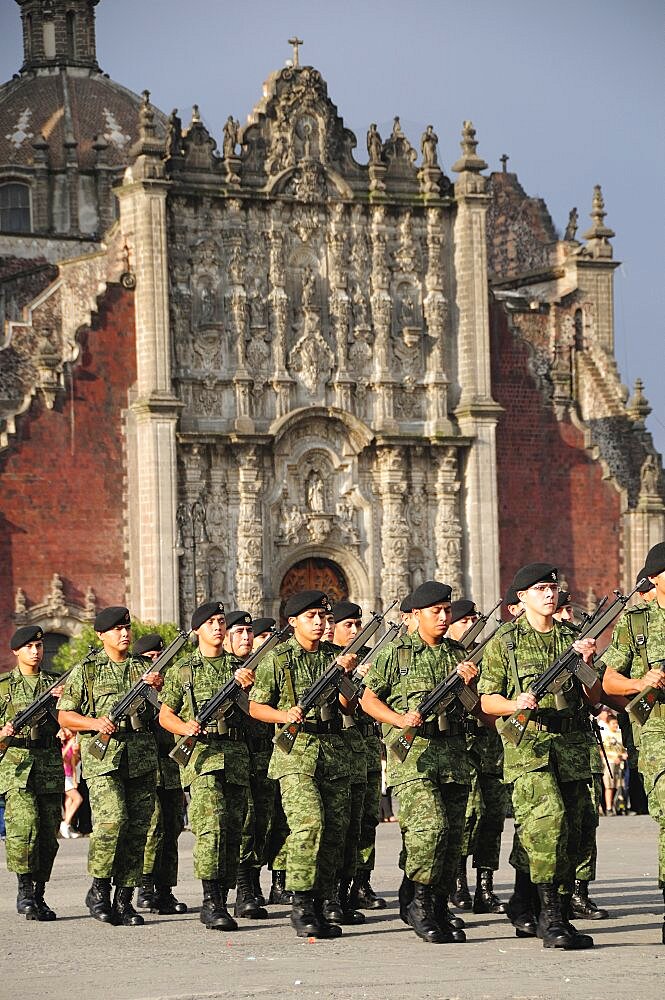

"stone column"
[370, 206, 396, 431]
[623, 459, 665, 591]
[451, 122, 502, 609]
[433, 446, 463, 597]
[375, 447, 411, 607]
[423, 206, 453, 434]
[234, 445, 265, 616]
[268, 224, 293, 416]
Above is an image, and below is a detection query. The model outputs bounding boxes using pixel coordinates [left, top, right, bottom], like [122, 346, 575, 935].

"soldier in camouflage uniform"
[131, 633, 187, 917]
[447, 600, 508, 916]
[249, 590, 357, 939]
[478, 563, 601, 950]
[159, 601, 254, 932]
[601, 541, 665, 945]
[0, 626, 64, 920]
[362, 580, 478, 944]
[57, 606, 162, 927]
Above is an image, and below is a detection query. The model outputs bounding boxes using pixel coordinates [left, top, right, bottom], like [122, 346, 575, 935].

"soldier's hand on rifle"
[52, 685, 64, 699]
[356, 663, 371, 679]
[573, 637, 596, 664]
[234, 667, 256, 689]
[336, 653, 358, 674]
[0, 722, 15, 739]
[143, 671, 164, 692]
[401, 710, 423, 728]
[640, 668, 665, 690]
[456, 661, 478, 685]
[183, 720, 202, 736]
[285, 705, 305, 724]
[515, 692, 538, 711]
[95, 715, 116, 736]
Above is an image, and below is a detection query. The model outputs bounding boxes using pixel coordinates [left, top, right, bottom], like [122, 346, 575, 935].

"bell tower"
[16, 0, 101, 74]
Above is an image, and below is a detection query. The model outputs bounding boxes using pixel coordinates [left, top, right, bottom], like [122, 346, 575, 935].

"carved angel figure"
[223, 116, 239, 159]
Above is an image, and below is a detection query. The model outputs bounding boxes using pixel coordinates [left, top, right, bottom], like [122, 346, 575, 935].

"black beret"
[332, 601, 362, 624]
[556, 591, 572, 610]
[644, 542, 665, 578]
[284, 590, 331, 618]
[251, 617, 276, 635]
[635, 567, 654, 593]
[226, 610, 253, 630]
[10, 625, 44, 650]
[132, 633, 164, 656]
[504, 585, 519, 607]
[411, 581, 452, 610]
[94, 606, 131, 633]
[449, 599, 477, 625]
[191, 601, 225, 630]
[512, 563, 557, 593]
[400, 594, 415, 613]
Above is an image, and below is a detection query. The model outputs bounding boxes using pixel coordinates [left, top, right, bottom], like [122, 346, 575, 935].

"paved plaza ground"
[1, 815, 663, 1000]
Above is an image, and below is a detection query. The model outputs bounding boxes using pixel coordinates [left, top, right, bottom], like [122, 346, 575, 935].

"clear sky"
[1, 0, 663, 455]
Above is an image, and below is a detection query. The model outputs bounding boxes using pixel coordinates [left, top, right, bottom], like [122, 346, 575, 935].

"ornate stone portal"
[118, 58, 501, 623]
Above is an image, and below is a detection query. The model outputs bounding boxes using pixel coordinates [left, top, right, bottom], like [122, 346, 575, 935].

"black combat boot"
[406, 883, 450, 943]
[268, 869, 292, 905]
[32, 882, 57, 921]
[322, 890, 344, 923]
[200, 880, 238, 931]
[434, 894, 466, 942]
[337, 878, 365, 924]
[290, 891, 322, 938]
[536, 884, 591, 949]
[85, 877, 117, 924]
[559, 891, 594, 948]
[151, 883, 188, 914]
[398, 874, 415, 924]
[252, 867, 266, 906]
[450, 857, 472, 910]
[505, 869, 537, 938]
[113, 886, 145, 926]
[16, 874, 39, 918]
[570, 879, 609, 920]
[350, 872, 387, 909]
[234, 864, 268, 919]
[314, 895, 343, 937]
[473, 867, 506, 914]
[136, 874, 155, 909]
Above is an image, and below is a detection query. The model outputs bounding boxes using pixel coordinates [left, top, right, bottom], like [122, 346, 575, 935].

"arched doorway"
[279, 557, 348, 624]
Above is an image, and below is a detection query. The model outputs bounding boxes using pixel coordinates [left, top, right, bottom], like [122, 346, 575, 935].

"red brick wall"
[0, 284, 135, 669]
[490, 301, 622, 605]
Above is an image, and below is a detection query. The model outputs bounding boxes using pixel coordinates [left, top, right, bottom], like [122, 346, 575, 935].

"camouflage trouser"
[239, 758, 276, 869]
[4, 783, 61, 882]
[87, 770, 155, 887]
[188, 771, 247, 888]
[637, 724, 665, 887]
[575, 775, 601, 882]
[267, 788, 290, 871]
[509, 825, 529, 874]
[143, 787, 184, 887]
[357, 769, 381, 875]
[339, 778, 366, 881]
[397, 778, 469, 897]
[279, 768, 350, 898]
[460, 769, 508, 871]
[511, 769, 587, 891]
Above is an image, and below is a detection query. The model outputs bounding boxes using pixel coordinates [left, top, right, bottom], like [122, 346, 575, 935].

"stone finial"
[139, 90, 156, 141]
[129, 89, 165, 173]
[191, 104, 201, 124]
[451, 120, 488, 174]
[582, 184, 615, 257]
[627, 377, 651, 427]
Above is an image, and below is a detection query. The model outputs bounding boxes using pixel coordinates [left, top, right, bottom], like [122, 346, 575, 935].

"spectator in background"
[59, 728, 82, 838]
[602, 715, 627, 814]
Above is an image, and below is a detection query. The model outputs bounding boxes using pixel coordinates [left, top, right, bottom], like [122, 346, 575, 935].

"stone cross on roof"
[288, 36, 304, 67]
[500, 153, 509, 172]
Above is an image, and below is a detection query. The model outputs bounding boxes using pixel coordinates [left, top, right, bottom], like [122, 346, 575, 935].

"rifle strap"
[626, 609, 649, 674]
[179, 662, 197, 718]
[275, 650, 297, 708]
[500, 626, 521, 695]
[82, 659, 96, 716]
[397, 643, 411, 712]
[0, 674, 13, 718]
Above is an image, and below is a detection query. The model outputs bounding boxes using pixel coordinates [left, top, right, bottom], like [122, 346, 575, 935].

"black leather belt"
[418, 720, 465, 739]
[300, 719, 342, 735]
[358, 722, 377, 738]
[205, 728, 245, 743]
[527, 715, 590, 735]
[6, 735, 54, 749]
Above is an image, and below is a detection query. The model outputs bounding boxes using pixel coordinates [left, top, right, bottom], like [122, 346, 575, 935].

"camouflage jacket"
[363, 630, 471, 788]
[57, 650, 158, 780]
[160, 647, 249, 788]
[250, 634, 350, 781]
[478, 617, 596, 783]
[0, 668, 64, 795]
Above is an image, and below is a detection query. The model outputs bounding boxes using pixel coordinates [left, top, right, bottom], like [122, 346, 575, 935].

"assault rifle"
[351, 619, 403, 688]
[88, 630, 192, 761]
[274, 601, 398, 754]
[169, 625, 290, 767]
[459, 598, 502, 651]
[388, 614, 520, 763]
[0, 657, 85, 762]
[501, 581, 647, 747]
[627, 660, 665, 726]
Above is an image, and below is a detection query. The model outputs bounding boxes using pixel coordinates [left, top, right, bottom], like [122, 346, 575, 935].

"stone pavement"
[1, 815, 663, 1000]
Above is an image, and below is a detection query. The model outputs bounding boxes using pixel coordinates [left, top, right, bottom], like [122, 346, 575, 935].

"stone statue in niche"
[351, 281, 371, 329]
[367, 123, 382, 164]
[223, 116, 239, 159]
[301, 266, 317, 310]
[278, 501, 306, 544]
[248, 275, 267, 327]
[199, 284, 216, 324]
[306, 470, 325, 512]
[421, 125, 438, 167]
[165, 109, 182, 158]
[640, 454, 659, 495]
[206, 547, 226, 600]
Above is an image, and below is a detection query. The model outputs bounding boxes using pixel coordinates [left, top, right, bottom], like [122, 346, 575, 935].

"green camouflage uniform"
[575, 740, 603, 882]
[57, 651, 157, 887]
[461, 723, 508, 870]
[602, 602, 665, 886]
[143, 718, 184, 888]
[0, 669, 64, 882]
[239, 716, 276, 870]
[334, 644, 368, 883]
[478, 617, 596, 892]
[250, 635, 351, 898]
[363, 631, 471, 896]
[267, 787, 290, 872]
[160, 649, 249, 889]
[357, 723, 382, 876]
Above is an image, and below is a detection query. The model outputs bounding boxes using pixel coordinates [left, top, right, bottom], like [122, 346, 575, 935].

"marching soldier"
[0, 626, 64, 920]
[601, 541, 665, 944]
[478, 564, 600, 950]
[132, 633, 187, 916]
[57, 607, 162, 927]
[361, 580, 477, 944]
[249, 590, 356, 939]
[158, 601, 254, 931]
